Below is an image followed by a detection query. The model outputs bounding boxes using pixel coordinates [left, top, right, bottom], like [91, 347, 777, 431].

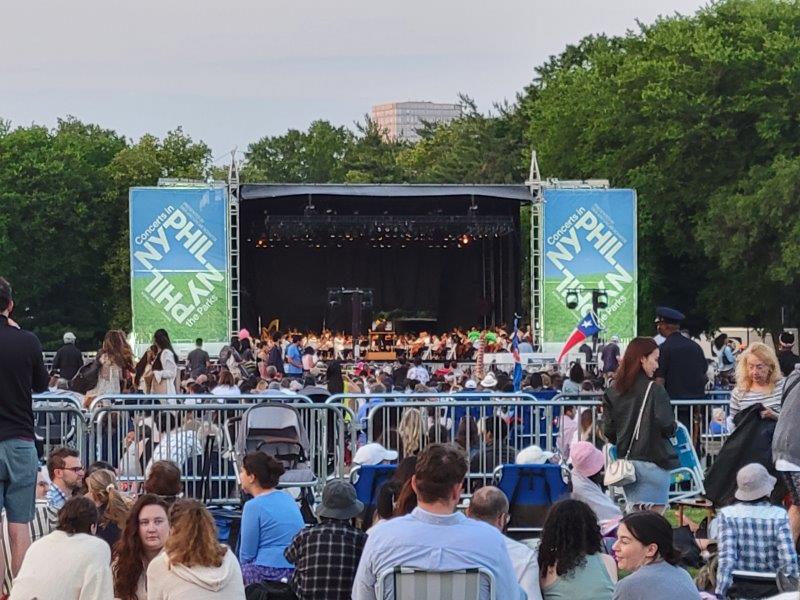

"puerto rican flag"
[557, 312, 603, 363]
[512, 316, 523, 391]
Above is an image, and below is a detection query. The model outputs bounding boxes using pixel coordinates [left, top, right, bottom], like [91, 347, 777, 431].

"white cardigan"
[10, 530, 113, 600]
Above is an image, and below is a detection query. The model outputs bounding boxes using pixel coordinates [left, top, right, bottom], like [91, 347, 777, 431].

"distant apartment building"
[371, 101, 462, 142]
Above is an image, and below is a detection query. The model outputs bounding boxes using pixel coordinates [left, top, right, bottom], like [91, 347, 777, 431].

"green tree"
[522, 0, 800, 333]
[343, 118, 408, 183]
[243, 120, 353, 182]
[0, 118, 126, 348]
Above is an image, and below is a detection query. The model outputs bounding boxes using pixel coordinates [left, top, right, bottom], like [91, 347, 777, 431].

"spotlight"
[565, 291, 579, 310]
[593, 290, 608, 309]
[459, 234, 471, 245]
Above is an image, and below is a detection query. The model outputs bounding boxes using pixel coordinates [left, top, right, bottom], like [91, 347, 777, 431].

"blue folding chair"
[350, 464, 397, 527]
[493, 463, 570, 537]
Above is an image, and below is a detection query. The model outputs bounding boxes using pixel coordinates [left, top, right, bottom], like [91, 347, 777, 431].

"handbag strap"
[625, 381, 654, 460]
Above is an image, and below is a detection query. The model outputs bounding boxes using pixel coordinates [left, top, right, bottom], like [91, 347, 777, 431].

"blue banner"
[540, 188, 637, 345]
[129, 186, 230, 346]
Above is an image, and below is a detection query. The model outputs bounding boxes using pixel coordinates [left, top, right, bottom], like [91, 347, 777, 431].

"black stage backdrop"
[238, 185, 527, 334]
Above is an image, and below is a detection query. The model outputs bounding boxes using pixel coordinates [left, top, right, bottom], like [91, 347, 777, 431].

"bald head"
[468, 486, 509, 527]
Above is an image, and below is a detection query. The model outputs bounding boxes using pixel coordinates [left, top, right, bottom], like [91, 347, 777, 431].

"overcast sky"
[2, 0, 707, 162]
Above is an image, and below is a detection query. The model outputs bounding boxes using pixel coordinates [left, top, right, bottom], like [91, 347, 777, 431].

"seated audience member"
[46, 446, 84, 510]
[612, 511, 699, 600]
[471, 416, 517, 474]
[467, 486, 543, 600]
[11, 496, 113, 599]
[143, 460, 182, 506]
[455, 416, 480, 462]
[285, 479, 368, 599]
[373, 456, 418, 528]
[211, 369, 240, 397]
[146, 412, 204, 472]
[239, 452, 305, 585]
[352, 443, 398, 467]
[708, 407, 729, 435]
[715, 463, 799, 598]
[568, 442, 623, 535]
[113, 494, 171, 600]
[556, 405, 578, 458]
[84, 468, 131, 548]
[516, 445, 555, 465]
[538, 499, 616, 600]
[352, 443, 525, 599]
[147, 500, 245, 599]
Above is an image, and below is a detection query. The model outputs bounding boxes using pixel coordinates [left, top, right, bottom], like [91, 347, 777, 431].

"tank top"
[542, 553, 614, 600]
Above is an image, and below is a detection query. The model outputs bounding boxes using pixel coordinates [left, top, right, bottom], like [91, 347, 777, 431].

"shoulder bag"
[604, 381, 654, 487]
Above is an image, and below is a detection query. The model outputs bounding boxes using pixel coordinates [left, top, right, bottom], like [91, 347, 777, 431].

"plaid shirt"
[716, 502, 799, 597]
[284, 519, 367, 600]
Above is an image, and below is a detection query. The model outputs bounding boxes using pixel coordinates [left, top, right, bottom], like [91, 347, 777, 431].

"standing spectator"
[470, 416, 517, 474]
[562, 363, 585, 395]
[713, 333, 736, 387]
[148, 329, 179, 395]
[113, 494, 171, 600]
[10, 496, 113, 600]
[186, 338, 210, 378]
[284, 479, 367, 600]
[0, 277, 48, 577]
[46, 447, 84, 511]
[653, 307, 707, 409]
[326, 360, 344, 395]
[52, 331, 84, 381]
[147, 500, 245, 599]
[84, 468, 131, 548]
[612, 512, 699, 600]
[777, 332, 800, 378]
[407, 357, 430, 385]
[538, 499, 616, 599]
[87, 329, 134, 400]
[774, 368, 800, 544]
[603, 337, 677, 513]
[352, 443, 524, 600]
[715, 463, 798, 598]
[266, 333, 285, 376]
[285, 335, 304, 380]
[601, 335, 621, 379]
[467, 486, 543, 600]
[238, 452, 305, 585]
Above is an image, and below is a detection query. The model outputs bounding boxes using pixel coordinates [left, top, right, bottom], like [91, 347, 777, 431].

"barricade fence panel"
[32, 394, 87, 461]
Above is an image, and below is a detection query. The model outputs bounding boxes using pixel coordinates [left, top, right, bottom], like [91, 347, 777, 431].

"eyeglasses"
[62, 467, 84, 473]
[747, 363, 769, 371]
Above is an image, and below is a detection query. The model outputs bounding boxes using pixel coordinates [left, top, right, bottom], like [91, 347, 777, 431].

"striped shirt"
[729, 378, 785, 418]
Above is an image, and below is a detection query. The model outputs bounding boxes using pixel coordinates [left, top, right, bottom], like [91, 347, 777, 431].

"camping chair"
[350, 464, 396, 527]
[729, 570, 779, 598]
[492, 463, 570, 538]
[376, 566, 495, 600]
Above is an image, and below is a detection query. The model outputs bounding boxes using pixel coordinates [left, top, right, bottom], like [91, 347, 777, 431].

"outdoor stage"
[237, 184, 533, 336]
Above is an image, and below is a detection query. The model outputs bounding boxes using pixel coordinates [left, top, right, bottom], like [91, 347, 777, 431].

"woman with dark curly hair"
[538, 499, 616, 599]
[112, 494, 170, 600]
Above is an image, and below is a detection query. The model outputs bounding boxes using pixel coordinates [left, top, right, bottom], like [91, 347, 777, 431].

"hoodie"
[146, 547, 246, 599]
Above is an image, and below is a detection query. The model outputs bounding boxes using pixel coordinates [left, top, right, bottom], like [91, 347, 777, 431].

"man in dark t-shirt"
[601, 336, 621, 373]
[186, 338, 210, 378]
[778, 332, 800, 378]
[0, 277, 48, 576]
[654, 307, 707, 399]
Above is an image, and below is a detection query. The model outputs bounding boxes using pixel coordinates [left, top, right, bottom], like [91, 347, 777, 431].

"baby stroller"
[225, 403, 317, 519]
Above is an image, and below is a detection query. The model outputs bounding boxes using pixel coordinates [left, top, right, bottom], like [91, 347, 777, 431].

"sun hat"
[570, 441, 605, 478]
[63, 332, 76, 343]
[516, 445, 555, 465]
[464, 379, 477, 389]
[735, 463, 776, 502]
[353, 443, 398, 466]
[238, 328, 251, 340]
[315, 479, 364, 520]
[480, 372, 498, 388]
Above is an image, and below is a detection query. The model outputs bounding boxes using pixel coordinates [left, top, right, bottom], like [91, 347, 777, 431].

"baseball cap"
[353, 443, 398, 466]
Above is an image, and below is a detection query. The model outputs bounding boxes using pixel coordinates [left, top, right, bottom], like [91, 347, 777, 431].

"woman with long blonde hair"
[730, 342, 784, 420]
[398, 408, 425, 457]
[84, 469, 131, 548]
[146, 500, 245, 599]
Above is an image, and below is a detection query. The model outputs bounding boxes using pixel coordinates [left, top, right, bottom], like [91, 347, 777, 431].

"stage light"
[593, 290, 608, 309]
[459, 234, 471, 245]
[565, 291, 579, 309]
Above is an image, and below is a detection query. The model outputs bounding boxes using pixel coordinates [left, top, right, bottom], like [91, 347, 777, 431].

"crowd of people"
[7, 269, 800, 599]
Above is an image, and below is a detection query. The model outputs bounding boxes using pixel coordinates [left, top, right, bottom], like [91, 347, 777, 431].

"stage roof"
[240, 183, 533, 203]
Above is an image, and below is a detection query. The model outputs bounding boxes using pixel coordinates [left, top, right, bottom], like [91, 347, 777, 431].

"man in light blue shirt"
[285, 335, 303, 378]
[352, 443, 524, 600]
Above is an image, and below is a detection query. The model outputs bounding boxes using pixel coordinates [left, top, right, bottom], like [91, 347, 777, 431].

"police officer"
[654, 307, 708, 437]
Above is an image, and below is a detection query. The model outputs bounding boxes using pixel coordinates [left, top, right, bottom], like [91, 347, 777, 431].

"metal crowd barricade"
[32, 393, 87, 459]
[327, 391, 603, 494]
[87, 394, 355, 502]
[672, 393, 732, 467]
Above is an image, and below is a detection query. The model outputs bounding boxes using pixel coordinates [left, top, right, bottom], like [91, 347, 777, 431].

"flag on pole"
[557, 312, 602, 363]
[512, 316, 523, 391]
